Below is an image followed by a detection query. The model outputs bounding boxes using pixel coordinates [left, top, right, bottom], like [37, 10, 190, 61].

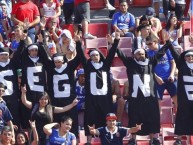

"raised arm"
[29, 120, 39, 145]
[74, 34, 87, 67]
[21, 85, 32, 109]
[105, 32, 120, 68]
[43, 123, 59, 136]
[54, 98, 78, 113]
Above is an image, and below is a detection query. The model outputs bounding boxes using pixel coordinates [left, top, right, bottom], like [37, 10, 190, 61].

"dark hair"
[165, 13, 180, 31]
[139, 15, 152, 25]
[15, 131, 29, 145]
[0, 82, 5, 89]
[31, 92, 53, 122]
[137, 23, 150, 32]
[119, 0, 127, 4]
[60, 116, 73, 124]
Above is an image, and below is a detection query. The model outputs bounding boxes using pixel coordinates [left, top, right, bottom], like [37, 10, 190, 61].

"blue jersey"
[11, 40, 19, 52]
[0, 101, 13, 132]
[147, 45, 173, 79]
[75, 81, 85, 111]
[48, 128, 76, 145]
[112, 12, 135, 30]
[98, 126, 127, 145]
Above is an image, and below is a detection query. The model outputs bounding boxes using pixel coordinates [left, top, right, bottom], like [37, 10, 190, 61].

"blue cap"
[146, 7, 155, 18]
[76, 69, 85, 78]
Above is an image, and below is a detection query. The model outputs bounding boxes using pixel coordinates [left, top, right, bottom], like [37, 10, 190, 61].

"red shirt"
[12, 1, 40, 23]
[74, 0, 89, 6]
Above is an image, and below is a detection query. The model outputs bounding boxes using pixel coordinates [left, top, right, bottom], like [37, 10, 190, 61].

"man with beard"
[117, 38, 172, 145]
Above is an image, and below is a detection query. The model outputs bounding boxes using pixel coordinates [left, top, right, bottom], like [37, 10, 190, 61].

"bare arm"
[11, 14, 24, 25]
[29, 16, 40, 28]
[54, 98, 78, 113]
[21, 85, 32, 109]
[53, 7, 61, 18]
[43, 123, 59, 136]
[29, 120, 39, 145]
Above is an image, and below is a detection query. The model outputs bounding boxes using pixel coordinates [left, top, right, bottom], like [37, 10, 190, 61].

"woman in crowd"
[15, 120, 38, 145]
[21, 85, 78, 145]
[43, 116, 76, 145]
[162, 13, 183, 50]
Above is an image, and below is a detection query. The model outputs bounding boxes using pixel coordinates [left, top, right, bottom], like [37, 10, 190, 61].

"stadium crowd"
[0, 0, 192, 145]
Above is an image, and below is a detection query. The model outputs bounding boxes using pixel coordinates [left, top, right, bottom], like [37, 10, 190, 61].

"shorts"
[155, 79, 177, 100]
[74, 2, 90, 24]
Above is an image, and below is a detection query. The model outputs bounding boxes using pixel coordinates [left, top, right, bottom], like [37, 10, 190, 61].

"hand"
[21, 84, 27, 93]
[128, 123, 142, 133]
[40, 17, 46, 29]
[51, 25, 56, 32]
[88, 124, 96, 135]
[54, 123, 60, 128]
[135, 123, 142, 131]
[155, 75, 164, 85]
[106, 34, 114, 44]
[74, 32, 82, 42]
[29, 120, 36, 129]
[72, 98, 79, 106]
[23, 18, 30, 30]
[13, 125, 18, 131]
[168, 75, 175, 82]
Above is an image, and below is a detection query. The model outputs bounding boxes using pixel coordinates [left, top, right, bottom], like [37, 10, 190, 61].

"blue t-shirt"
[0, 101, 13, 132]
[147, 45, 173, 79]
[112, 12, 135, 30]
[48, 128, 76, 145]
[75, 81, 85, 111]
[11, 40, 20, 52]
[98, 126, 127, 145]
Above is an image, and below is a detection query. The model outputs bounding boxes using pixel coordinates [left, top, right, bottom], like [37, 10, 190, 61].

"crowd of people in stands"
[0, 0, 192, 145]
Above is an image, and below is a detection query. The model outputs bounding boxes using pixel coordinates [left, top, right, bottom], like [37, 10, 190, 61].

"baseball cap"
[146, 7, 155, 18]
[106, 113, 117, 121]
[76, 69, 85, 78]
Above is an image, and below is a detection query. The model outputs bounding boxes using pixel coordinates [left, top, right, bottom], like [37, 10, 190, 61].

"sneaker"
[173, 139, 182, 145]
[149, 138, 161, 145]
[106, 3, 116, 11]
[128, 138, 136, 145]
[84, 33, 97, 39]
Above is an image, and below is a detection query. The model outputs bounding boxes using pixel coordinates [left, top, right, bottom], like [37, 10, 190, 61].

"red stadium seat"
[118, 37, 133, 49]
[160, 107, 173, 125]
[85, 38, 108, 49]
[85, 38, 108, 56]
[162, 127, 187, 145]
[111, 66, 127, 85]
[88, 23, 109, 38]
[90, 0, 105, 10]
[182, 21, 191, 36]
[112, 57, 124, 66]
[119, 48, 132, 57]
[160, 95, 173, 107]
[132, 0, 152, 7]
